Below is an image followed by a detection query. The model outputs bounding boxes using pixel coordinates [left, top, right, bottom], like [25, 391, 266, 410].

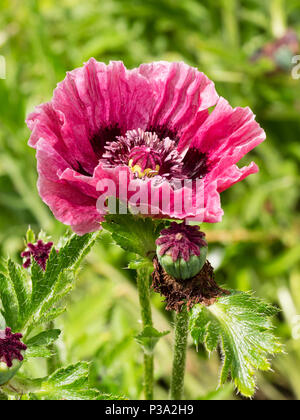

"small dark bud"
[21, 239, 54, 271]
[0, 328, 27, 385]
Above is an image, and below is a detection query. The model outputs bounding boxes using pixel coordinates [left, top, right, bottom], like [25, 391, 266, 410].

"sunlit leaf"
[25, 362, 126, 400]
[189, 290, 283, 397]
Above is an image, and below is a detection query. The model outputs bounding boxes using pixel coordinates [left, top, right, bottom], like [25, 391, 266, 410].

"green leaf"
[103, 213, 165, 259]
[0, 271, 19, 330]
[0, 231, 98, 335]
[0, 258, 7, 276]
[28, 388, 105, 400]
[30, 248, 59, 311]
[29, 233, 97, 331]
[26, 362, 123, 400]
[189, 290, 283, 398]
[24, 329, 61, 359]
[7, 259, 30, 322]
[25, 346, 53, 358]
[36, 307, 67, 326]
[30, 233, 99, 313]
[56, 232, 99, 272]
[135, 326, 170, 355]
[94, 393, 128, 401]
[26, 329, 61, 347]
[46, 361, 90, 389]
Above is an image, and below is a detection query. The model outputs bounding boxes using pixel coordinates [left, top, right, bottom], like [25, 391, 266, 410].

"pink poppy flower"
[26, 59, 265, 235]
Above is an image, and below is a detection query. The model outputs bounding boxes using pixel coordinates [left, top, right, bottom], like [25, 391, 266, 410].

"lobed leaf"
[26, 329, 61, 347]
[7, 259, 30, 322]
[189, 290, 283, 398]
[0, 271, 19, 330]
[25, 346, 53, 358]
[24, 362, 125, 401]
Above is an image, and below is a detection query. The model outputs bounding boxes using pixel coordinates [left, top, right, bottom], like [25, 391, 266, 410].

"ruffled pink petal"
[36, 139, 103, 234]
[214, 161, 259, 193]
[59, 168, 100, 199]
[188, 163, 259, 224]
[137, 62, 219, 146]
[26, 102, 85, 174]
[122, 175, 218, 223]
[27, 59, 155, 174]
[38, 175, 102, 234]
[190, 97, 266, 172]
[53, 59, 155, 138]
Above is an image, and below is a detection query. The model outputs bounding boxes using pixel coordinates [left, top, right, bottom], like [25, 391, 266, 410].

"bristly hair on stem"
[136, 265, 154, 400]
[170, 307, 189, 400]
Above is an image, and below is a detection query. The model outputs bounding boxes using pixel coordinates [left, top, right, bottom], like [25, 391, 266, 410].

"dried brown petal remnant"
[151, 256, 229, 313]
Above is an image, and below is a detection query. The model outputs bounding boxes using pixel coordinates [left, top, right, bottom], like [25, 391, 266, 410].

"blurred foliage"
[0, 0, 300, 400]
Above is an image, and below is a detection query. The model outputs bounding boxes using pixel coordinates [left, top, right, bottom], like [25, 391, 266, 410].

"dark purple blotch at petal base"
[0, 328, 27, 368]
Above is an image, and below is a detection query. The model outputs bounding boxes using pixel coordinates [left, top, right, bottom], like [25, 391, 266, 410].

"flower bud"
[0, 328, 27, 385]
[21, 239, 54, 271]
[156, 222, 208, 280]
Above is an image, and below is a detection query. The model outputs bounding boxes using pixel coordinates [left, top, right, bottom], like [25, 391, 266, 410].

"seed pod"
[156, 222, 208, 281]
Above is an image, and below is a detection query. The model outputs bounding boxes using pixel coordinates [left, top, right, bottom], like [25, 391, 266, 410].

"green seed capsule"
[157, 244, 207, 280]
[156, 222, 208, 281]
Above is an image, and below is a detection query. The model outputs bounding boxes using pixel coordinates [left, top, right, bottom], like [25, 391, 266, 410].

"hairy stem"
[136, 266, 154, 400]
[170, 306, 189, 400]
[46, 321, 60, 374]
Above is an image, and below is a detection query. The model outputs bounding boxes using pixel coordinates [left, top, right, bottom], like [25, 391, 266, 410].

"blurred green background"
[1, 0, 300, 400]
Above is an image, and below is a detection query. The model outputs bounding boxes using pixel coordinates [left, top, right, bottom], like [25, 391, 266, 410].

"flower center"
[128, 146, 161, 178]
[102, 128, 183, 180]
[100, 127, 210, 181]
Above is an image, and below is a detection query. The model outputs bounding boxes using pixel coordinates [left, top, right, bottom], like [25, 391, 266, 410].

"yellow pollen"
[129, 159, 160, 178]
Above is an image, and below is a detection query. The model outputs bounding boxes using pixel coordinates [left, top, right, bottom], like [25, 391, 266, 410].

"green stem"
[136, 266, 154, 400]
[170, 307, 189, 400]
[46, 321, 60, 374]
